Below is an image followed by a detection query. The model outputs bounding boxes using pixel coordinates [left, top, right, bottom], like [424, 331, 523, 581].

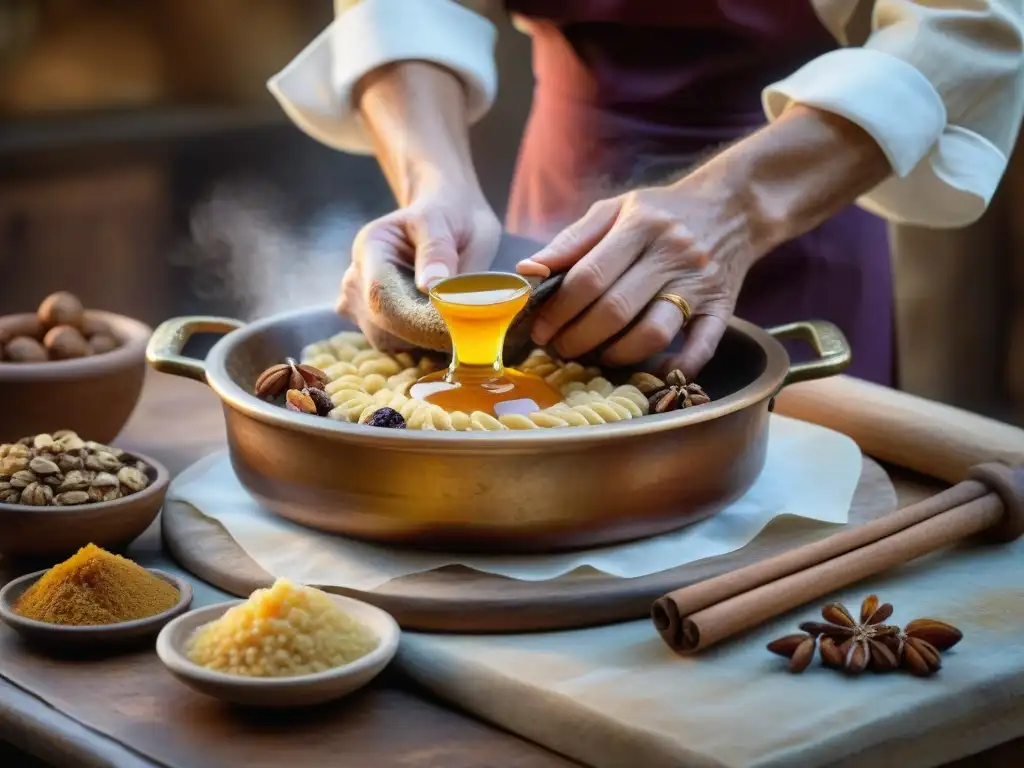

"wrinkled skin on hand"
[360, 260, 566, 366]
[336, 192, 501, 351]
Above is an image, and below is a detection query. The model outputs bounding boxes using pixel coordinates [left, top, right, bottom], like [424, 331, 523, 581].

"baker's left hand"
[515, 180, 763, 378]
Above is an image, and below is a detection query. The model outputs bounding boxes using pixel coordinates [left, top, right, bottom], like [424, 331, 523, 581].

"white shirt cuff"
[267, 0, 498, 156]
[763, 47, 1007, 228]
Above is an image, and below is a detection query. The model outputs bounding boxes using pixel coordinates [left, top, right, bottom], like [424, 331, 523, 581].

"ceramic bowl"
[0, 310, 152, 444]
[0, 568, 192, 651]
[0, 452, 170, 558]
[155, 595, 401, 708]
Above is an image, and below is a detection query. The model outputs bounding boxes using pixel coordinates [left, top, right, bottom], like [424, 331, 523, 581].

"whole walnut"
[38, 291, 85, 331]
[80, 315, 112, 337]
[88, 333, 120, 355]
[5, 336, 48, 363]
[0, 315, 45, 342]
[44, 325, 91, 360]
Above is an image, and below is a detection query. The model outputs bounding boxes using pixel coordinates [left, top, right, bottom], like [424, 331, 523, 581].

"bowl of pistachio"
[0, 430, 169, 558]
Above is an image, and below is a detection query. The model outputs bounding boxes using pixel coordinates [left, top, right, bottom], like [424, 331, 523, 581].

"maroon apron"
[503, 0, 895, 386]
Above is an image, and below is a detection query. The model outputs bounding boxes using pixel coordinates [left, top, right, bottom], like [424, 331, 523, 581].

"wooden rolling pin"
[653, 462, 1024, 654]
[773, 374, 1024, 484]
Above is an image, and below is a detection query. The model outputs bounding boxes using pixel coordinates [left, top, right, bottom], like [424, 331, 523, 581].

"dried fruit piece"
[364, 407, 406, 429]
[305, 387, 334, 417]
[285, 389, 318, 415]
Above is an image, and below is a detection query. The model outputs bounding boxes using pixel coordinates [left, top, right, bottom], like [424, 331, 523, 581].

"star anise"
[767, 596, 964, 679]
[254, 358, 328, 400]
[647, 370, 712, 413]
[880, 618, 963, 677]
[798, 595, 900, 675]
[767, 633, 817, 673]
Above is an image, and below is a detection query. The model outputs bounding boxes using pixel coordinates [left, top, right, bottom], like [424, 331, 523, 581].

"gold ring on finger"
[655, 292, 693, 324]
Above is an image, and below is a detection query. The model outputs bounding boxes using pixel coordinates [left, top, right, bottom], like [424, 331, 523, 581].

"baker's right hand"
[336, 188, 502, 350]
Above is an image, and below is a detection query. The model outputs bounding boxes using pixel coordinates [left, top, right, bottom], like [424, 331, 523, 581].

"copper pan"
[146, 308, 850, 552]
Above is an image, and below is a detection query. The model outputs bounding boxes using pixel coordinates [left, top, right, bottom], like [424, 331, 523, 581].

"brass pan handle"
[767, 320, 852, 389]
[146, 316, 246, 383]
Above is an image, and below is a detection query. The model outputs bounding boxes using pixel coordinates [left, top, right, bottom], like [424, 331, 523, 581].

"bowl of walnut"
[0, 431, 169, 558]
[0, 291, 152, 444]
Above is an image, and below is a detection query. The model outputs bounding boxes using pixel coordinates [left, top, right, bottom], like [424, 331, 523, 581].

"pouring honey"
[408, 272, 564, 416]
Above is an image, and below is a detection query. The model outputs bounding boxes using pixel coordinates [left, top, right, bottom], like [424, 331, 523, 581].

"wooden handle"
[774, 375, 1024, 484]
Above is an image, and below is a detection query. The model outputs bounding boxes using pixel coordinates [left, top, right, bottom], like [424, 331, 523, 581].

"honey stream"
[408, 272, 563, 416]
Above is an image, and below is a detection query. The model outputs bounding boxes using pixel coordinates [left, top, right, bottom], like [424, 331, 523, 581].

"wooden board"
[162, 455, 896, 632]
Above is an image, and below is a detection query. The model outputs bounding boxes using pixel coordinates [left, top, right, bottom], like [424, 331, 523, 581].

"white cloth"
[398, 535, 1024, 768]
[165, 415, 862, 591]
[765, 0, 1024, 228]
[267, 0, 1023, 229]
[267, 0, 497, 155]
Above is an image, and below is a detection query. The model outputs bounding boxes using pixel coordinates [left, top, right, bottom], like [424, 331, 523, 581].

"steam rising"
[174, 182, 361, 321]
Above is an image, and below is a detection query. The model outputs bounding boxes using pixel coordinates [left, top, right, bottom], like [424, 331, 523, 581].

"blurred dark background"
[1, 0, 1021, 425]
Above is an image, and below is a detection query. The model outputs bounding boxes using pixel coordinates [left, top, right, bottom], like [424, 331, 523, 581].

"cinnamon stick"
[653, 463, 1024, 654]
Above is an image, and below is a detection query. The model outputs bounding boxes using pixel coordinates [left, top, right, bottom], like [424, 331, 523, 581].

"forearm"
[687, 105, 891, 256]
[355, 61, 483, 207]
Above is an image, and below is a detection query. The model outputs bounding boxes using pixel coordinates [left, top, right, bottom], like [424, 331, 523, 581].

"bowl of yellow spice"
[0, 544, 193, 651]
[156, 578, 399, 708]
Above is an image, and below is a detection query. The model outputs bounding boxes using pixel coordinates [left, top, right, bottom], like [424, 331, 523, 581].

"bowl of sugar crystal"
[156, 579, 400, 707]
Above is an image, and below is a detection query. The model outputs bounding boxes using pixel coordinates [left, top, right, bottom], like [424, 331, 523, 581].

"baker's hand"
[337, 188, 501, 349]
[515, 179, 763, 379]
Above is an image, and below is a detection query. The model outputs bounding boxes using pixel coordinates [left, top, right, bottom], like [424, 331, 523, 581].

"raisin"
[305, 387, 334, 417]
[364, 407, 406, 429]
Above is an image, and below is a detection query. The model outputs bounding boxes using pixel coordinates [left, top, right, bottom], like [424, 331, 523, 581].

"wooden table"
[0, 373, 1019, 767]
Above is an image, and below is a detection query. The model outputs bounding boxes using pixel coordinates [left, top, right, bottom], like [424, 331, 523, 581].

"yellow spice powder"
[186, 579, 378, 677]
[13, 544, 180, 626]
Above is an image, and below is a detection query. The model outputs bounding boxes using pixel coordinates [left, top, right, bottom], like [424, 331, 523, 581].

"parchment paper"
[165, 414, 862, 591]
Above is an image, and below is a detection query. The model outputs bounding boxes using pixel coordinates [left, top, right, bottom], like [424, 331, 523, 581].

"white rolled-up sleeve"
[763, 0, 1024, 229]
[267, 0, 498, 155]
